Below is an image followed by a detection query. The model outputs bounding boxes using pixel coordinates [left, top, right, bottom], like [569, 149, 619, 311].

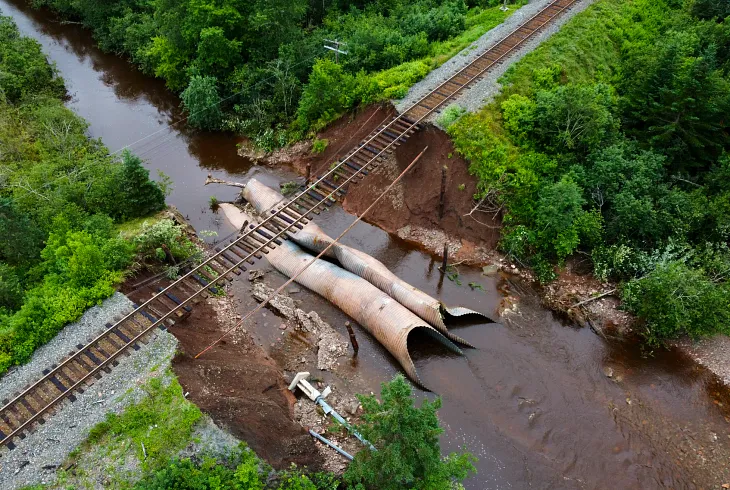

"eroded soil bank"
[122, 274, 323, 470]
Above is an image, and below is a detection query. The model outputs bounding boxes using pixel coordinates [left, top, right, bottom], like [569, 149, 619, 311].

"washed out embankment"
[220, 201, 462, 388]
[122, 272, 321, 470]
[242, 178, 496, 346]
[254, 104, 500, 265]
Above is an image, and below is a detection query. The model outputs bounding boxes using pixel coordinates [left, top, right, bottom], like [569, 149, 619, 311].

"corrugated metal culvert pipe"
[242, 178, 497, 347]
[229, 205, 462, 388]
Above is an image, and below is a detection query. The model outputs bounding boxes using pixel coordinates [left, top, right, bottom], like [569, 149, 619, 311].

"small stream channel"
[4, 0, 730, 487]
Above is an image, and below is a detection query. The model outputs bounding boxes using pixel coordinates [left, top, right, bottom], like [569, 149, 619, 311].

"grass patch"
[74, 374, 201, 476]
[115, 211, 168, 240]
[498, 0, 668, 97]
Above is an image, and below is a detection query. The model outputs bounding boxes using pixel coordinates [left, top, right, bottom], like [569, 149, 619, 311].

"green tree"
[620, 29, 730, 168]
[0, 198, 44, 268]
[622, 261, 730, 345]
[0, 16, 65, 102]
[534, 175, 588, 261]
[343, 375, 476, 490]
[295, 58, 357, 132]
[119, 151, 166, 219]
[532, 83, 618, 154]
[181, 75, 222, 130]
[689, 0, 730, 20]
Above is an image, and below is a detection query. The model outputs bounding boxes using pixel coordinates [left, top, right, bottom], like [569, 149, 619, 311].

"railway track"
[0, 0, 579, 452]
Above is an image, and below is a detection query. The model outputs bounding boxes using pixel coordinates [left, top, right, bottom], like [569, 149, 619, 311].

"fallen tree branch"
[205, 174, 247, 188]
[571, 288, 617, 308]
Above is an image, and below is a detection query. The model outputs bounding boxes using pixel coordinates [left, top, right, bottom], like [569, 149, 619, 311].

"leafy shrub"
[532, 83, 618, 154]
[343, 375, 476, 490]
[311, 138, 329, 154]
[135, 449, 338, 490]
[500, 94, 535, 145]
[296, 59, 358, 133]
[622, 261, 730, 345]
[436, 104, 467, 130]
[132, 219, 201, 266]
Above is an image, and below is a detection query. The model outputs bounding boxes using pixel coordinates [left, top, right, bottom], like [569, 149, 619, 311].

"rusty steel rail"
[0, 0, 579, 451]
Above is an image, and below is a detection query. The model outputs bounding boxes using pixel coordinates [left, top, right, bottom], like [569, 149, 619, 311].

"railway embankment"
[0, 295, 180, 488]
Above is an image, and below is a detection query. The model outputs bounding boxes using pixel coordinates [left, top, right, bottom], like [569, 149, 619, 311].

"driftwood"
[570, 289, 617, 308]
[205, 174, 246, 188]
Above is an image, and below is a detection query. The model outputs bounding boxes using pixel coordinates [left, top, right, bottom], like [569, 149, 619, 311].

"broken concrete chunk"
[251, 282, 296, 318]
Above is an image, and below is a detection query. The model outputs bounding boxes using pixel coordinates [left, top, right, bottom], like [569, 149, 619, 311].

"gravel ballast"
[0, 293, 133, 404]
[395, 0, 596, 123]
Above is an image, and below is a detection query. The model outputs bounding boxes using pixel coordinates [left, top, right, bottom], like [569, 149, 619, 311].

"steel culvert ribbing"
[230, 207, 461, 388]
[242, 178, 496, 347]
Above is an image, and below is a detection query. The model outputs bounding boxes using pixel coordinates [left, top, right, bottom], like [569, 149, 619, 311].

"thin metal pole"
[438, 165, 447, 220]
[309, 429, 354, 460]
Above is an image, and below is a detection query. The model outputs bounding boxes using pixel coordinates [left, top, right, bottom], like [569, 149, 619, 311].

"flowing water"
[3, 1, 730, 487]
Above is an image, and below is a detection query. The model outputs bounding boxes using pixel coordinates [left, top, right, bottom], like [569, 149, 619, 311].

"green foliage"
[343, 375, 476, 490]
[311, 138, 329, 154]
[500, 94, 535, 145]
[0, 17, 170, 372]
[0, 16, 65, 103]
[622, 261, 730, 345]
[436, 104, 467, 130]
[132, 219, 201, 267]
[531, 83, 618, 154]
[0, 224, 133, 372]
[689, 0, 730, 22]
[31, 0, 518, 141]
[181, 75, 223, 130]
[296, 59, 358, 133]
[619, 26, 730, 167]
[448, 0, 730, 344]
[134, 449, 338, 490]
[119, 151, 167, 219]
[86, 376, 202, 471]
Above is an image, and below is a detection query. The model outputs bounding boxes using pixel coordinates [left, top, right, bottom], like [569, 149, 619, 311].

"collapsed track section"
[0, 0, 579, 451]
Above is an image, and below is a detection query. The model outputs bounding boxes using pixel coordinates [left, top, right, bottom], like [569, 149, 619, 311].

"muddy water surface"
[4, 1, 730, 487]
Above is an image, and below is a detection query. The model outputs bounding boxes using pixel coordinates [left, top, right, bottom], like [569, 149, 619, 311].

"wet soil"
[121, 272, 322, 470]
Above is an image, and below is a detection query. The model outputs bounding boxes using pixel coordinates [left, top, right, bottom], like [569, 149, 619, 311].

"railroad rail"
[0, 0, 578, 451]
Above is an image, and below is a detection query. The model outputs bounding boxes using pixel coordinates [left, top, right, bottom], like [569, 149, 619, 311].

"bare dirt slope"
[123, 276, 322, 470]
[281, 104, 499, 265]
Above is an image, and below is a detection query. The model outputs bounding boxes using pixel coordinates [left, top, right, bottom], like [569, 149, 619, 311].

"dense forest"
[0, 15, 195, 374]
[31, 0, 520, 148]
[448, 0, 730, 344]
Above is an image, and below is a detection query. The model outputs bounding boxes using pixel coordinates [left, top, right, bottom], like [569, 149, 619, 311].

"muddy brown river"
[4, 0, 730, 487]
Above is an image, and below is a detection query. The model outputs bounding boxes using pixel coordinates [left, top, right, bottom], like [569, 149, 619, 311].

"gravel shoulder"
[395, 0, 596, 123]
